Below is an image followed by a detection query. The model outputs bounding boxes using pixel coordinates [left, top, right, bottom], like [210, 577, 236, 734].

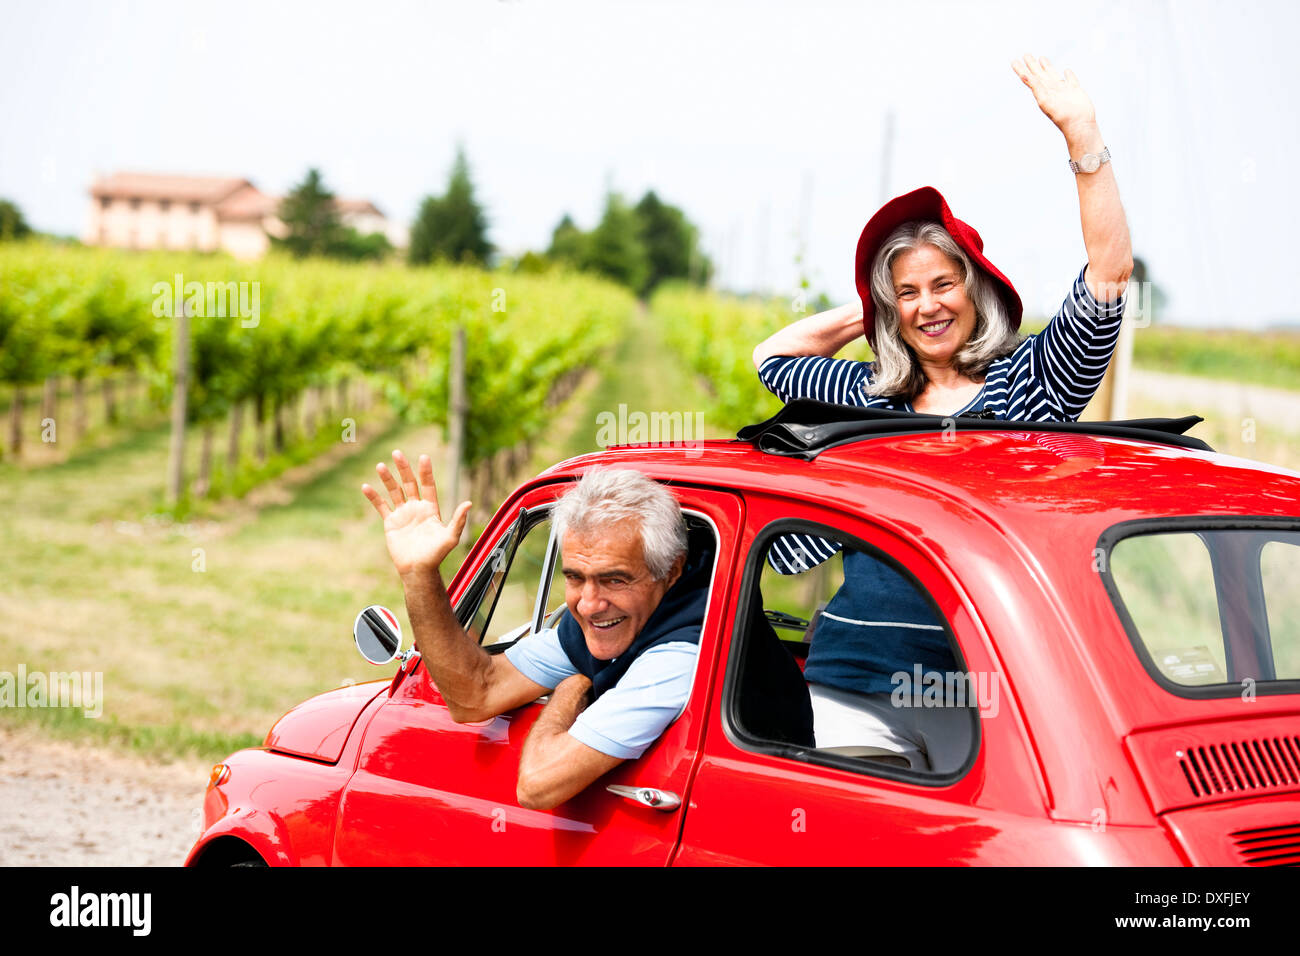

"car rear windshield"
[1104, 525, 1300, 695]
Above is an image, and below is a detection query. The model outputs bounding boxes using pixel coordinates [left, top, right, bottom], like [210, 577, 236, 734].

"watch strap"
[1069, 146, 1111, 174]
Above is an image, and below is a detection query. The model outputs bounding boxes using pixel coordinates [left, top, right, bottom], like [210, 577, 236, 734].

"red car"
[185, 406, 1300, 866]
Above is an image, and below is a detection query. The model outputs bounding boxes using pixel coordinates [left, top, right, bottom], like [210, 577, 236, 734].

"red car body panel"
[186, 431, 1300, 866]
[263, 681, 389, 764]
[185, 688, 390, 867]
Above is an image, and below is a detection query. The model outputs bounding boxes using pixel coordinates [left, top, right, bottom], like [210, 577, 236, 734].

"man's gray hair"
[552, 468, 687, 580]
[867, 221, 1023, 401]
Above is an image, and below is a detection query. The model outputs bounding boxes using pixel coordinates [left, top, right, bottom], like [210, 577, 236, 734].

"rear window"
[1102, 522, 1300, 696]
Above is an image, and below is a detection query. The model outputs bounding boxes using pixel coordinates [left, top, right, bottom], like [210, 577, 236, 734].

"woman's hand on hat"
[1011, 54, 1097, 139]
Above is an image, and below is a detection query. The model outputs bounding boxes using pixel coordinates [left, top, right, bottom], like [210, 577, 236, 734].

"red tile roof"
[90, 172, 253, 204]
[334, 198, 384, 217]
[214, 184, 279, 221]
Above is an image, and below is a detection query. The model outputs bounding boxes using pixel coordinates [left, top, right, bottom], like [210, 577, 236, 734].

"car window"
[465, 509, 554, 647]
[1260, 540, 1300, 676]
[1107, 532, 1227, 683]
[1106, 525, 1300, 691]
[727, 522, 978, 779]
[462, 504, 718, 650]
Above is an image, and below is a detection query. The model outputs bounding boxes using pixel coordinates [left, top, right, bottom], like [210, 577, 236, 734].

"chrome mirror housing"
[353, 605, 411, 665]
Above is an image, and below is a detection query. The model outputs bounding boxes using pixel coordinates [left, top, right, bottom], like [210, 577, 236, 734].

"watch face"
[1080, 153, 1101, 173]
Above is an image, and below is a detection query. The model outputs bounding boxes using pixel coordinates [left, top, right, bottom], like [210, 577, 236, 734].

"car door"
[333, 480, 743, 865]
[674, 491, 1052, 865]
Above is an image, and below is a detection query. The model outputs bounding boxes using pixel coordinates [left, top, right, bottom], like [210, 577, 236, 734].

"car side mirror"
[353, 605, 408, 665]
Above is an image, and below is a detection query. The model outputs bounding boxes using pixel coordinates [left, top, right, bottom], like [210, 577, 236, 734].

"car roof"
[542, 430, 1300, 542]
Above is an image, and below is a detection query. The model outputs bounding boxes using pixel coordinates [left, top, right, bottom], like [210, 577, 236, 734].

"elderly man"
[361, 452, 705, 810]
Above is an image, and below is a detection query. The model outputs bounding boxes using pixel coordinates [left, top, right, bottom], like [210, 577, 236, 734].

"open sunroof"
[736, 400, 1211, 460]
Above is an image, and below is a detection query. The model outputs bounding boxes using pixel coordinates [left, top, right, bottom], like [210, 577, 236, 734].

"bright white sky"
[3, 0, 1298, 328]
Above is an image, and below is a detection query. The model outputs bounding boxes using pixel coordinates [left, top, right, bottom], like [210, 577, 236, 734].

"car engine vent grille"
[1231, 823, 1300, 866]
[1177, 735, 1300, 799]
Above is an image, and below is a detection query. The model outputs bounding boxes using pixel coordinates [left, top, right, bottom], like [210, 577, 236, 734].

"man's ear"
[665, 553, 685, 589]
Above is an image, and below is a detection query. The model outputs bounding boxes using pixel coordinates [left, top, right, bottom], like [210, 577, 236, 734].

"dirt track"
[0, 725, 209, 867]
[1127, 370, 1300, 434]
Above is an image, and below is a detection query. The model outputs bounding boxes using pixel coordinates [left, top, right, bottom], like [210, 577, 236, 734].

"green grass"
[1130, 327, 1300, 392]
[550, 303, 730, 465]
[1017, 321, 1300, 393]
[0, 404, 445, 762]
[0, 704, 262, 764]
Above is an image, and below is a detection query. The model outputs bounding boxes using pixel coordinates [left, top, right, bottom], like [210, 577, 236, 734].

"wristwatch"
[1069, 147, 1111, 174]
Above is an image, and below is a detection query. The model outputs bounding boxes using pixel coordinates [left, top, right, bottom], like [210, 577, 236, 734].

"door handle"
[606, 784, 681, 811]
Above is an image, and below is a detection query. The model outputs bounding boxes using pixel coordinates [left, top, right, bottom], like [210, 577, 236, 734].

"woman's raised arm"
[1012, 54, 1133, 302]
[751, 301, 864, 369]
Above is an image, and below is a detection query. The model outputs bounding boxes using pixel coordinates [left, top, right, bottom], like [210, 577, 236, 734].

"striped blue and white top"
[759, 264, 1125, 575]
[757, 264, 1126, 423]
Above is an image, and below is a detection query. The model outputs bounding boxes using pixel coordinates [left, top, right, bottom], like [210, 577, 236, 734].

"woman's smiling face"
[890, 244, 978, 368]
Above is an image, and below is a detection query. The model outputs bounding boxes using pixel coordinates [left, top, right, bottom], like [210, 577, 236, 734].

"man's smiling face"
[561, 519, 680, 660]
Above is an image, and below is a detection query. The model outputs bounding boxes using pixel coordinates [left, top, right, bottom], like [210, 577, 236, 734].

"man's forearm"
[399, 567, 495, 718]
[522, 675, 590, 753]
[517, 675, 617, 810]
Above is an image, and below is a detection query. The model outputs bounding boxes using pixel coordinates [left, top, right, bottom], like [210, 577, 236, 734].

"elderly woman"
[751, 56, 1133, 771]
[753, 54, 1132, 420]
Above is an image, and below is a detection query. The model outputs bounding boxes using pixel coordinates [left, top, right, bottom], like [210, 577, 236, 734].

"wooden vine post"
[166, 298, 190, 506]
[448, 325, 467, 508]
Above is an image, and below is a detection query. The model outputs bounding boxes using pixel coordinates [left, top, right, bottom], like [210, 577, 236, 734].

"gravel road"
[1127, 370, 1300, 434]
[0, 725, 210, 867]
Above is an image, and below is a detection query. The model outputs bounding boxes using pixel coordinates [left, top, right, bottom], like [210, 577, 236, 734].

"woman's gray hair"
[551, 467, 687, 581]
[867, 221, 1023, 400]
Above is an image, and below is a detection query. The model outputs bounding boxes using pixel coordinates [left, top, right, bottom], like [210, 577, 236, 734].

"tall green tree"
[409, 147, 493, 266]
[634, 190, 711, 295]
[274, 168, 346, 259]
[1131, 255, 1166, 325]
[546, 213, 587, 266]
[0, 199, 32, 240]
[580, 191, 648, 293]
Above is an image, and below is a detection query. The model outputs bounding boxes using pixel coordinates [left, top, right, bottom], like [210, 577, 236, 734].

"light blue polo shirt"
[504, 628, 698, 759]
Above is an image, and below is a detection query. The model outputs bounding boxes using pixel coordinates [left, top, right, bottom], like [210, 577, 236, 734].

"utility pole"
[879, 109, 896, 205]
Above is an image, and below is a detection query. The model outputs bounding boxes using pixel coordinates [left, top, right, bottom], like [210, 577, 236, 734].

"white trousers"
[808, 683, 975, 773]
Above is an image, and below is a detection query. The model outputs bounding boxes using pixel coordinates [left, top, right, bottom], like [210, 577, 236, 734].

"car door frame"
[674, 490, 1060, 865]
[333, 477, 745, 865]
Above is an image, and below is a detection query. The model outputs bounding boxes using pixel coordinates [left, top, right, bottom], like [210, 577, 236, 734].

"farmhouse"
[84, 171, 403, 259]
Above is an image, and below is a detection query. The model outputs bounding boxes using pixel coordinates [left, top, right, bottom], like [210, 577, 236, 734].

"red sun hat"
[854, 186, 1023, 348]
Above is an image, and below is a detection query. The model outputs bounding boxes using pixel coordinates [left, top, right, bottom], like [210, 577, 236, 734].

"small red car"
[185, 408, 1300, 866]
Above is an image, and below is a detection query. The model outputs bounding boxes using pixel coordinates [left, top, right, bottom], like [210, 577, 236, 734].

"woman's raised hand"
[361, 450, 471, 579]
[1012, 54, 1097, 137]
